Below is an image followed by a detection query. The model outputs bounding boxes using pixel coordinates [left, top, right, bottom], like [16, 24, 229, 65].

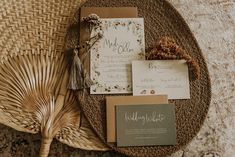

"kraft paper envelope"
[80, 7, 138, 44]
[106, 95, 168, 142]
[79, 7, 138, 72]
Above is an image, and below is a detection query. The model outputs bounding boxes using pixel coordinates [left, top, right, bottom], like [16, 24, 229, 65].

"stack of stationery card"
[106, 95, 168, 143]
[81, 8, 145, 94]
[80, 7, 191, 147]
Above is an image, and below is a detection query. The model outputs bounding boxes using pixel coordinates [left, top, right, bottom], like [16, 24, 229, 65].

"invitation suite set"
[80, 7, 190, 147]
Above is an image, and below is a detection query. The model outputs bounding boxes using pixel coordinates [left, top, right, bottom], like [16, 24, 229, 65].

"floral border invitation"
[90, 18, 145, 94]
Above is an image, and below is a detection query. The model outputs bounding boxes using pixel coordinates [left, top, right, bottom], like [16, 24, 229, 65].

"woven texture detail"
[0, 0, 108, 155]
[0, 0, 85, 59]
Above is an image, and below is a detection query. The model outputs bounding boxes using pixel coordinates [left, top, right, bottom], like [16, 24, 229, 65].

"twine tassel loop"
[68, 48, 93, 90]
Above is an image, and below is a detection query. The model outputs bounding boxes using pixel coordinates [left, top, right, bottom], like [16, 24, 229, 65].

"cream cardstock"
[90, 18, 145, 94]
[132, 60, 190, 99]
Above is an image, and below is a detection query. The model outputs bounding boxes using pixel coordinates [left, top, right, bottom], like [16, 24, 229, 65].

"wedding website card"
[132, 60, 190, 99]
[116, 104, 177, 147]
[90, 18, 145, 94]
[106, 95, 168, 142]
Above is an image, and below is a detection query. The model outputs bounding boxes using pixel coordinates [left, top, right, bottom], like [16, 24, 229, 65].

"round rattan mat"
[77, 0, 211, 157]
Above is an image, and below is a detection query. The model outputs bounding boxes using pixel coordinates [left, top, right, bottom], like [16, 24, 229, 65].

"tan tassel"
[68, 14, 102, 91]
[68, 48, 93, 90]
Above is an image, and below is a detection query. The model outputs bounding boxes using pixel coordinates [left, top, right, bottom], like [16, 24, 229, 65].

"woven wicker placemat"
[77, 0, 211, 157]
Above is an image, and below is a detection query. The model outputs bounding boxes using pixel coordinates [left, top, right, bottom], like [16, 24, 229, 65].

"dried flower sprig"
[146, 37, 200, 80]
[81, 32, 103, 60]
[82, 14, 101, 32]
[68, 14, 103, 91]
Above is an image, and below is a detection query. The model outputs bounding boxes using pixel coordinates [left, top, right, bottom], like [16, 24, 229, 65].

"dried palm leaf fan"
[0, 52, 108, 157]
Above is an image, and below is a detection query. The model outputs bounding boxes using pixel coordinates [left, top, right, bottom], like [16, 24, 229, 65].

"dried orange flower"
[146, 37, 200, 80]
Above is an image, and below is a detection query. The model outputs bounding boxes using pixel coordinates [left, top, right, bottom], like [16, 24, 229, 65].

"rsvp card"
[90, 18, 145, 94]
[116, 104, 177, 147]
[132, 60, 190, 99]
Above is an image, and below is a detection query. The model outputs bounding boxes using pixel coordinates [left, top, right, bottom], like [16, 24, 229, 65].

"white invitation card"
[90, 18, 145, 94]
[132, 60, 190, 99]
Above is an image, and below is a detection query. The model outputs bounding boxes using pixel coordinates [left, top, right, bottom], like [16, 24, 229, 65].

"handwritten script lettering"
[148, 62, 173, 70]
[124, 111, 166, 125]
[90, 19, 145, 94]
[103, 37, 134, 54]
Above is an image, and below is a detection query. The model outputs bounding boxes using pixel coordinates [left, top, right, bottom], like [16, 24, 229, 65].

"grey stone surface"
[0, 0, 234, 157]
[168, 1, 235, 157]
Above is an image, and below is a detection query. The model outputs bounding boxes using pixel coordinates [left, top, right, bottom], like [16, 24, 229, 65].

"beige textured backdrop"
[0, 0, 234, 157]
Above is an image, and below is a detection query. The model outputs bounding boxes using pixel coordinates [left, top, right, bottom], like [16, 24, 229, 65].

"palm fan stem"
[39, 70, 69, 157]
[39, 137, 53, 157]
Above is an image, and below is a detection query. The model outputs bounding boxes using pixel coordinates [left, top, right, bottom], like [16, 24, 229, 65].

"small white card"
[132, 60, 190, 99]
[90, 18, 145, 94]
